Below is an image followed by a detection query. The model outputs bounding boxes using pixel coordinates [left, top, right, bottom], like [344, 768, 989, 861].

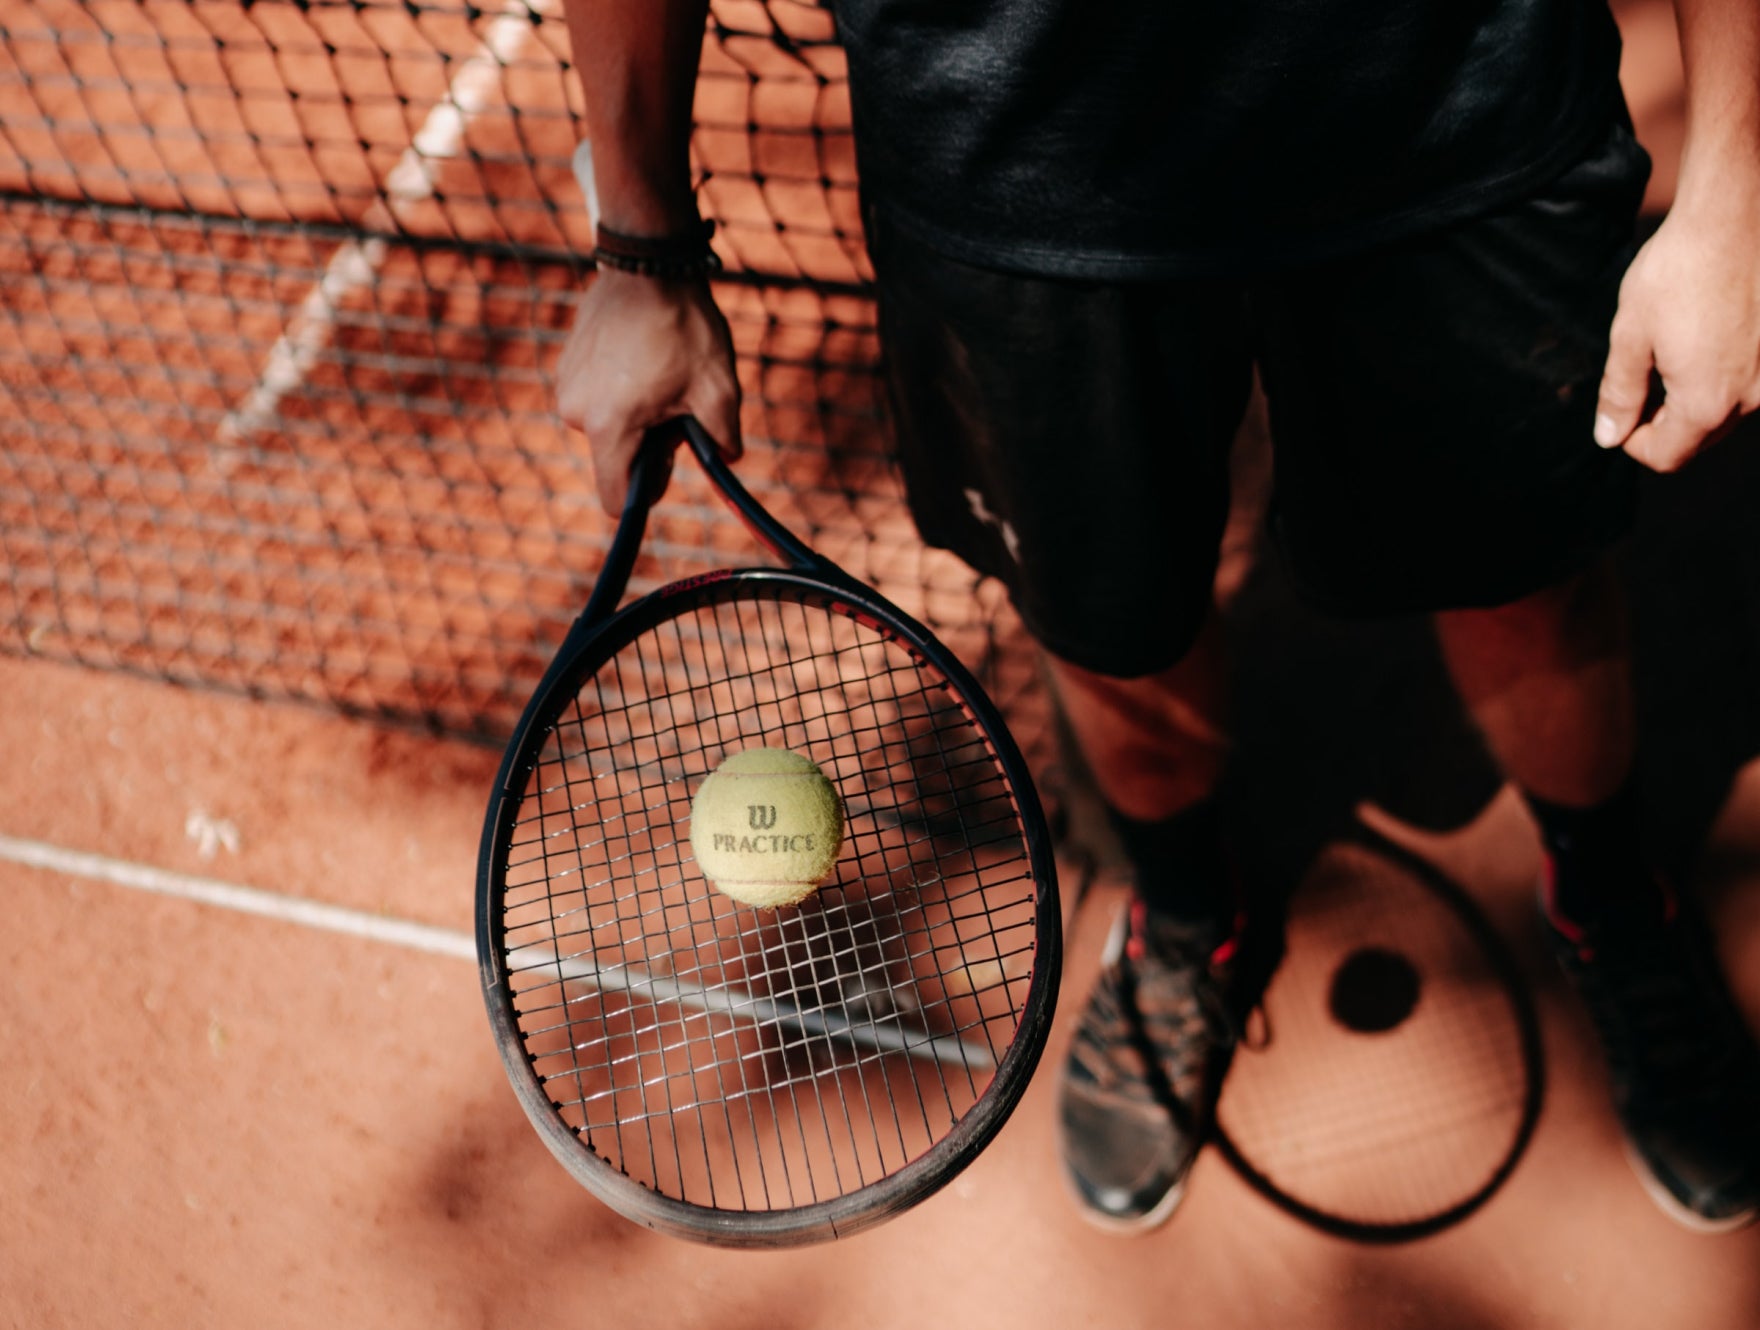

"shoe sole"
[1619, 1138, 1759, 1234]
[1059, 1162, 1192, 1235]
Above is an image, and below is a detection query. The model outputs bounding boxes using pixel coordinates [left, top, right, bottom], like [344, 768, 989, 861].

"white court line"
[0, 833, 994, 1069]
[0, 831, 475, 959]
[218, 0, 552, 445]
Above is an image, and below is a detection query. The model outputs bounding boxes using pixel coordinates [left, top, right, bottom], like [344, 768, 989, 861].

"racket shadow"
[1213, 820, 1545, 1243]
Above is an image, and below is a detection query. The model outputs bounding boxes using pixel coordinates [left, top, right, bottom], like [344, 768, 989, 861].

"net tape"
[0, 0, 1048, 758]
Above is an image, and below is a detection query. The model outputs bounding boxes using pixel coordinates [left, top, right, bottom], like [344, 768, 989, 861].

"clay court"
[4, 0, 1760, 1325]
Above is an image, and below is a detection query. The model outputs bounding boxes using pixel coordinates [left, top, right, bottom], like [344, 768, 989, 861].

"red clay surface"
[6, 2, 1759, 1325]
[5, 651, 1760, 1328]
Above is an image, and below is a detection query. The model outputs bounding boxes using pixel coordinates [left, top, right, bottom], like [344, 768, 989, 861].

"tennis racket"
[476, 417, 1060, 1246]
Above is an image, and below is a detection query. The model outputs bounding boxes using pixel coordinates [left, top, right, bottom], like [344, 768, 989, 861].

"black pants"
[870, 115, 1651, 677]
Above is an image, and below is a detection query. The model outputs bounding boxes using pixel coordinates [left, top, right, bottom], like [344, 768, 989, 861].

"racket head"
[477, 564, 1059, 1245]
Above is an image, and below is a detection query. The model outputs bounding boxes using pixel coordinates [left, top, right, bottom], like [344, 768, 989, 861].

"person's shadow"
[1220, 410, 1760, 899]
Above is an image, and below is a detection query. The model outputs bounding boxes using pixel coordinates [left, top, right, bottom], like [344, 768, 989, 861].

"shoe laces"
[1563, 905, 1755, 1103]
[1071, 901, 1266, 1112]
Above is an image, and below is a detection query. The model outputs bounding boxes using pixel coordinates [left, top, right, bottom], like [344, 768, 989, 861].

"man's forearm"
[1671, 0, 1760, 212]
[564, 0, 710, 234]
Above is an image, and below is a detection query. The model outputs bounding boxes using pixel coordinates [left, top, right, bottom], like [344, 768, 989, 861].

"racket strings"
[509, 886, 1035, 1037]
[508, 873, 1006, 1006]
[498, 584, 1041, 1212]
[501, 612, 1022, 859]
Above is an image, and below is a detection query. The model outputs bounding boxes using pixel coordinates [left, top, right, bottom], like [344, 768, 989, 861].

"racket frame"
[476, 420, 1060, 1245]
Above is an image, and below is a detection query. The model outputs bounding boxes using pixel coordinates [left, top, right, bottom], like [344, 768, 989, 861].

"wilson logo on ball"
[690, 747, 845, 909]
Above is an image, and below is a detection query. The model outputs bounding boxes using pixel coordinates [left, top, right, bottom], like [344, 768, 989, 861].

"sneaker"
[1546, 872, 1760, 1231]
[1057, 899, 1281, 1231]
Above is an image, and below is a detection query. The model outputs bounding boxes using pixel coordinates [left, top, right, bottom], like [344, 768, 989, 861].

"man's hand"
[554, 0, 724, 511]
[1594, 200, 1760, 473]
[556, 270, 741, 515]
[1595, 0, 1760, 475]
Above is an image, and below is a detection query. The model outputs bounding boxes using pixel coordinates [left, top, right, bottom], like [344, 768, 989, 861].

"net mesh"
[0, 0, 1047, 758]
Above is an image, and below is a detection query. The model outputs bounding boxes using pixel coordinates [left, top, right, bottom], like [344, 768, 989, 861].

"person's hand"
[1595, 198, 1760, 472]
[556, 270, 741, 515]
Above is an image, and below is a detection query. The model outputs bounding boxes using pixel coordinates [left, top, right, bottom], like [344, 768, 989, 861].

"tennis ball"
[689, 747, 844, 909]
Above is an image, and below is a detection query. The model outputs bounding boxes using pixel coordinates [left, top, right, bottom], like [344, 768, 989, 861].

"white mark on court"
[217, 0, 555, 447]
[0, 832, 476, 961]
[0, 833, 997, 1071]
[963, 487, 1021, 562]
[184, 810, 239, 860]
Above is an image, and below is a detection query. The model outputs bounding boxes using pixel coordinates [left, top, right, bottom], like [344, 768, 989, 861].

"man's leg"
[1433, 558, 1649, 927]
[864, 206, 1272, 1231]
[1044, 612, 1233, 924]
[1433, 559, 1631, 810]
[1045, 613, 1230, 823]
[1249, 100, 1759, 1227]
[1045, 612, 1287, 1230]
[1435, 561, 1760, 1230]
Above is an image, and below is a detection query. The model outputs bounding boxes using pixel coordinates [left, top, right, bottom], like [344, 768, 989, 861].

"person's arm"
[556, 0, 741, 516]
[1594, 0, 1760, 471]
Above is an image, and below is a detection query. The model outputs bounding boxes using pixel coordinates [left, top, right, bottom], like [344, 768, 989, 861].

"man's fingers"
[594, 425, 648, 517]
[1594, 317, 1654, 449]
[586, 382, 736, 516]
[1620, 403, 1702, 474]
[686, 368, 743, 463]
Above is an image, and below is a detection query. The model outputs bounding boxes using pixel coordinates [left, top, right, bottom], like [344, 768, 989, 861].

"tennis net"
[0, 0, 1047, 758]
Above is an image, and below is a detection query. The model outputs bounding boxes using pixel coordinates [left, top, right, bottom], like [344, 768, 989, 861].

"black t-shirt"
[834, 0, 1625, 277]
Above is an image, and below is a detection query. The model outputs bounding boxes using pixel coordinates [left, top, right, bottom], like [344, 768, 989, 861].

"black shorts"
[871, 113, 1651, 678]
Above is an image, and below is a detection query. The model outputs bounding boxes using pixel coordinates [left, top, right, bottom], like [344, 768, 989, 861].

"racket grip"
[626, 425, 681, 512]
[575, 429, 673, 628]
